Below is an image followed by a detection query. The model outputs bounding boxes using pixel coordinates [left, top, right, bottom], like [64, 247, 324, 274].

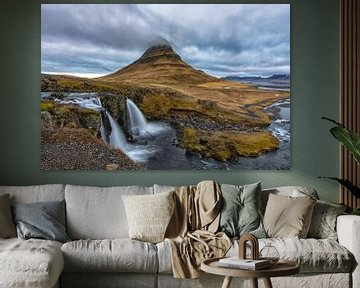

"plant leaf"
[330, 126, 360, 165]
[322, 117, 360, 165]
[322, 116, 344, 127]
[318, 177, 360, 198]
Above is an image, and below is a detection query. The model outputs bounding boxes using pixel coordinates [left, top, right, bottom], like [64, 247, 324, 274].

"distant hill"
[222, 74, 290, 90]
[268, 74, 290, 80]
[222, 74, 290, 81]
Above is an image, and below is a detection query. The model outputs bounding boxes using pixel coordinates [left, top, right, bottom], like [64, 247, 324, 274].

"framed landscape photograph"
[41, 4, 290, 170]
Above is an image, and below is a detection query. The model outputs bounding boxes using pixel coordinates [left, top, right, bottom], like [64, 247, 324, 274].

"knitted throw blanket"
[165, 180, 231, 278]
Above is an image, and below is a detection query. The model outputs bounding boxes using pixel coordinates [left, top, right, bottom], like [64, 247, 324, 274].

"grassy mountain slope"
[42, 41, 290, 162]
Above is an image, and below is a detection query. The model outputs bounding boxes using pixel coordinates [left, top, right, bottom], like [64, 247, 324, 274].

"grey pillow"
[0, 194, 16, 238]
[307, 200, 347, 240]
[12, 200, 70, 243]
[218, 182, 266, 238]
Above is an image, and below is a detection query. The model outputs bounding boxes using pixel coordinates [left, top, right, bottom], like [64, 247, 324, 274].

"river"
[41, 92, 290, 170]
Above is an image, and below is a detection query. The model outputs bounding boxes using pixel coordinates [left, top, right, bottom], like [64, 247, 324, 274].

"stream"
[41, 92, 290, 170]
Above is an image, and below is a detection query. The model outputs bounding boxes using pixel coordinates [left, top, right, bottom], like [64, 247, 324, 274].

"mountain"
[42, 40, 291, 163]
[100, 40, 218, 85]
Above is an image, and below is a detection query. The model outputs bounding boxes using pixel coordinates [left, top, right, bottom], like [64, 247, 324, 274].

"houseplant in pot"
[320, 117, 360, 215]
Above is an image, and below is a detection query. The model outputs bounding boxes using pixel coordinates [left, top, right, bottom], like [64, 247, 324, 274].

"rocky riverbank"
[41, 127, 142, 170]
[41, 100, 142, 171]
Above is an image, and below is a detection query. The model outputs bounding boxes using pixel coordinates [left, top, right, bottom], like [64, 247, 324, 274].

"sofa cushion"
[233, 238, 353, 273]
[122, 191, 175, 243]
[153, 184, 176, 194]
[12, 200, 70, 243]
[261, 186, 319, 213]
[156, 240, 173, 274]
[307, 200, 347, 240]
[263, 193, 316, 238]
[65, 185, 153, 239]
[158, 237, 353, 274]
[61, 273, 157, 288]
[0, 184, 65, 204]
[263, 238, 354, 273]
[0, 194, 16, 238]
[218, 182, 266, 238]
[0, 238, 64, 288]
[61, 239, 158, 273]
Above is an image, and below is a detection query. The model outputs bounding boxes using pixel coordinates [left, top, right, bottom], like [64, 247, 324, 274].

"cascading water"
[53, 92, 129, 151]
[41, 91, 170, 164]
[106, 111, 128, 151]
[126, 98, 148, 136]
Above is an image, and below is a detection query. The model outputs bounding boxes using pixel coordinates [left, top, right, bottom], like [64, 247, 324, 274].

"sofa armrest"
[337, 215, 360, 288]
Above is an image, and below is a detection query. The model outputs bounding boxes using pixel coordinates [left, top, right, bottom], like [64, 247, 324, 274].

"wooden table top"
[201, 257, 300, 278]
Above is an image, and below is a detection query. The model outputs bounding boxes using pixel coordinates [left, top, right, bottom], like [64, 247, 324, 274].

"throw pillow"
[218, 182, 266, 238]
[12, 200, 70, 243]
[263, 193, 316, 238]
[307, 200, 347, 240]
[122, 190, 175, 243]
[0, 194, 17, 238]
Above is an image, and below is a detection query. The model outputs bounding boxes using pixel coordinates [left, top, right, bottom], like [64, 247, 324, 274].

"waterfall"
[45, 92, 168, 164]
[106, 111, 128, 151]
[126, 98, 148, 136]
[99, 112, 108, 143]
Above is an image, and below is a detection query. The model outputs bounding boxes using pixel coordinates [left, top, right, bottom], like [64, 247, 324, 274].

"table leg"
[251, 278, 258, 288]
[263, 277, 273, 288]
[221, 276, 233, 288]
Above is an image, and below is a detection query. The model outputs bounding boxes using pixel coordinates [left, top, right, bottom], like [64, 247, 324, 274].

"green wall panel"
[0, 0, 340, 202]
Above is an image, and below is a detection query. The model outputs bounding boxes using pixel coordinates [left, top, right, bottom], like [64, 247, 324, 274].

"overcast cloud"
[41, 4, 290, 78]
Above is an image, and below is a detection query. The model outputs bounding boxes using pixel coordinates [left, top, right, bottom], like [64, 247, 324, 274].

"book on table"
[218, 257, 271, 270]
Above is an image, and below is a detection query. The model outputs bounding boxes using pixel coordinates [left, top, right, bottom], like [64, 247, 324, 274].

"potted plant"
[320, 117, 360, 215]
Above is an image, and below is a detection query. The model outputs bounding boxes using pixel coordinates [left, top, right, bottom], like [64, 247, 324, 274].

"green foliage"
[322, 117, 360, 165]
[319, 177, 360, 198]
[321, 117, 360, 199]
[351, 208, 360, 215]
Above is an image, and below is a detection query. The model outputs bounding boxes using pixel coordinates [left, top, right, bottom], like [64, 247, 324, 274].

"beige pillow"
[0, 194, 17, 238]
[122, 191, 175, 243]
[263, 193, 316, 238]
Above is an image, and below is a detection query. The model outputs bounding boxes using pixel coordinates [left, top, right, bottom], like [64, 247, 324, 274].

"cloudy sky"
[41, 4, 290, 78]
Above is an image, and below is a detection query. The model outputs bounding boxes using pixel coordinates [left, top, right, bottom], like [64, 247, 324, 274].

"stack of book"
[218, 257, 271, 270]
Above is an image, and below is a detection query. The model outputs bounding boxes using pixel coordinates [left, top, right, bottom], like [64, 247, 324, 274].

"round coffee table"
[201, 257, 300, 288]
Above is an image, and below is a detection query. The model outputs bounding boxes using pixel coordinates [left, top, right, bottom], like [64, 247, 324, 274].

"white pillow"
[122, 191, 175, 243]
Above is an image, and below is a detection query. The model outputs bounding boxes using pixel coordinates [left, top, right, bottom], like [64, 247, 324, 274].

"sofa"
[0, 183, 359, 288]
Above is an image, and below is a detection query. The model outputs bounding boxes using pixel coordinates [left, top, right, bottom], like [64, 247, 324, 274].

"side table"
[201, 257, 300, 288]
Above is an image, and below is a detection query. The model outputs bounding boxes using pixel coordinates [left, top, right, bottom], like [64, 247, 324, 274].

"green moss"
[40, 101, 55, 113]
[179, 128, 279, 161]
[40, 100, 100, 131]
[140, 94, 272, 128]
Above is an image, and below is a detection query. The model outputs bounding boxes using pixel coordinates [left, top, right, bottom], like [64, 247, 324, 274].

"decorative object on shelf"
[260, 245, 280, 265]
[238, 234, 259, 260]
[238, 234, 280, 266]
[319, 117, 360, 211]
